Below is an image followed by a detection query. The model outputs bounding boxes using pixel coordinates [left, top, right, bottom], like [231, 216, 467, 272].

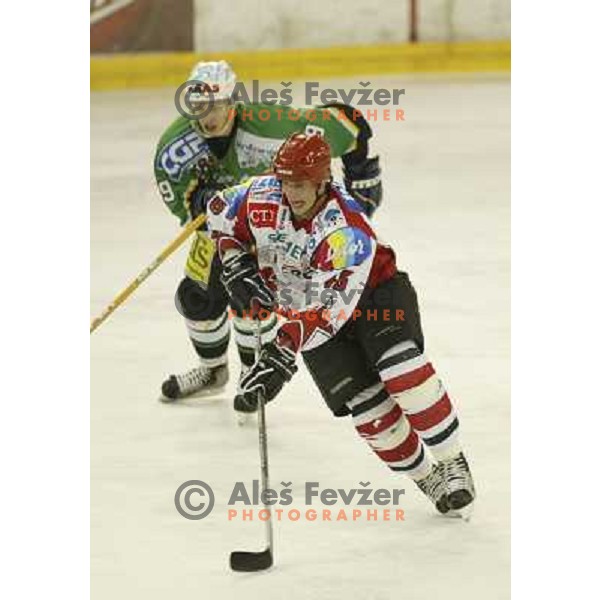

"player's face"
[196, 101, 234, 137]
[282, 179, 320, 218]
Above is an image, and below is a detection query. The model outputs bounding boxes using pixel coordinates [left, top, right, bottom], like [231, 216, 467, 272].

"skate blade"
[445, 503, 474, 521]
[236, 411, 257, 427]
[158, 384, 229, 404]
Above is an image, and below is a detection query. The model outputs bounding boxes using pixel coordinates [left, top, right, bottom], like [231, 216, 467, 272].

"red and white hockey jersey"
[206, 175, 397, 352]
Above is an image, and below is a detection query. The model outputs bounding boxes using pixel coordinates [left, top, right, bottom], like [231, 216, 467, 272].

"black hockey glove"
[235, 342, 298, 412]
[189, 187, 217, 220]
[343, 155, 382, 217]
[220, 251, 275, 316]
[189, 155, 219, 220]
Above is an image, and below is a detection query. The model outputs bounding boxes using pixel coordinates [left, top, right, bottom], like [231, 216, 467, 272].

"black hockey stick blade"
[230, 548, 273, 572]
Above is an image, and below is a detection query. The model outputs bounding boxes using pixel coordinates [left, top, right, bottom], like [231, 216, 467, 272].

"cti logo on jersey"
[157, 131, 209, 181]
[249, 202, 278, 228]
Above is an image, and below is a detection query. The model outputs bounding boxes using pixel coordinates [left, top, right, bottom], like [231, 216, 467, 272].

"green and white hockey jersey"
[154, 103, 360, 225]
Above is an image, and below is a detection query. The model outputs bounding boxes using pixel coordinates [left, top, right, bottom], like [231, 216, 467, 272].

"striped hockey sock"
[377, 340, 462, 460]
[185, 311, 230, 367]
[347, 382, 434, 481]
[232, 313, 278, 367]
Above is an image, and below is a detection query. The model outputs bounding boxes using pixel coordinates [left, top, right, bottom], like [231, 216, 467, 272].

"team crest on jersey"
[157, 131, 209, 181]
[209, 195, 227, 216]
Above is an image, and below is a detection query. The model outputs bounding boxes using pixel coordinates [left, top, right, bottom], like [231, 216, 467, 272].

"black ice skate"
[440, 452, 476, 519]
[160, 364, 229, 402]
[233, 365, 256, 425]
[415, 464, 450, 514]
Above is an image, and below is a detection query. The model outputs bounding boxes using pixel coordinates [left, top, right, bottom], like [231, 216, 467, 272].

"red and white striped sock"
[377, 340, 462, 460]
[347, 382, 434, 481]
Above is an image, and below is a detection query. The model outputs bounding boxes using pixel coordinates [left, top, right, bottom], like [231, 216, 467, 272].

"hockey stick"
[90, 213, 207, 334]
[230, 318, 274, 572]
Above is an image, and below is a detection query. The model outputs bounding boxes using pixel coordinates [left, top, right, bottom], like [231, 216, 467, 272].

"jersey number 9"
[158, 180, 175, 203]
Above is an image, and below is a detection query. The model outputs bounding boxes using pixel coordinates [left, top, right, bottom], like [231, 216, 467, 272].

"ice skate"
[160, 364, 229, 402]
[415, 464, 450, 514]
[233, 365, 256, 425]
[440, 452, 476, 520]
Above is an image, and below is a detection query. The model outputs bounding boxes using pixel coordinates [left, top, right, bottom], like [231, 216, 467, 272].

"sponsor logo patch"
[249, 203, 278, 228]
[235, 130, 284, 169]
[157, 131, 208, 181]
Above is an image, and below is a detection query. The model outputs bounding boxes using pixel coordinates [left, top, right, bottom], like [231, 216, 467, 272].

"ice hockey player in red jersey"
[206, 133, 476, 515]
[156, 60, 382, 404]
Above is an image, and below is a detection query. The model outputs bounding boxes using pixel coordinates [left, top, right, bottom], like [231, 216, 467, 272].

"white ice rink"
[91, 74, 510, 599]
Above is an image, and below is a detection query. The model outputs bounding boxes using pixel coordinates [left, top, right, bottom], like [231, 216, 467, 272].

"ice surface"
[91, 73, 510, 599]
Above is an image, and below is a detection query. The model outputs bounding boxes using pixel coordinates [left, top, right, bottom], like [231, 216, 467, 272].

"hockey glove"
[189, 186, 217, 220]
[343, 155, 382, 217]
[235, 342, 298, 412]
[189, 155, 219, 219]
[221, 251, 275, 316]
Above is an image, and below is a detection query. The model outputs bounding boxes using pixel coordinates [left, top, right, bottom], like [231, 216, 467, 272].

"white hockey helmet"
[187, 60, 237, 105]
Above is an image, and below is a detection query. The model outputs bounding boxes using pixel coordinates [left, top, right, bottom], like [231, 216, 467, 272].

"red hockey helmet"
[273, 133, 331, 184]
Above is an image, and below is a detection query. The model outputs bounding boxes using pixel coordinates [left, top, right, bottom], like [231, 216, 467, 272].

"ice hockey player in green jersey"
[154, 60, 383, 408]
